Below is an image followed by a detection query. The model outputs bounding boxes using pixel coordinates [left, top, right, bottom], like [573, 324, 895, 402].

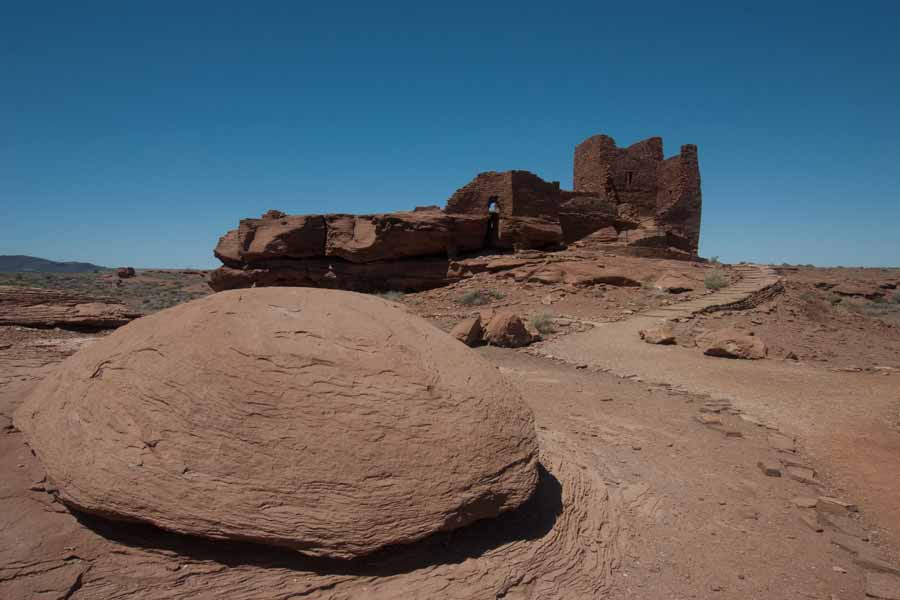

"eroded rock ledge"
[210, 133, 703, 292]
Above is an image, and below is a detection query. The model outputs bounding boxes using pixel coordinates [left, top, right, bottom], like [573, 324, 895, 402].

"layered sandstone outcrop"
[209, 133, 702, 292]
[0, 286, 139, 329]
[15, 287, 540, 559]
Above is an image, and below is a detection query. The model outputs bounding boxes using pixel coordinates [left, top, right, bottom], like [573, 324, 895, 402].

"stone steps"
[639, 264, 781, 320]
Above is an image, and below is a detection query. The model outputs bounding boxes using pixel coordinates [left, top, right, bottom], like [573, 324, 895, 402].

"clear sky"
[1, 2, 898, 268]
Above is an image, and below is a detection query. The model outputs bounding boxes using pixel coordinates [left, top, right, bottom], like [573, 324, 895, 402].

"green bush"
[704, 269, 728, 291]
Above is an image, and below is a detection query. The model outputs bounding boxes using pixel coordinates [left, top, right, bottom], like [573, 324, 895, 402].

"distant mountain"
[0, 255, 108, 273]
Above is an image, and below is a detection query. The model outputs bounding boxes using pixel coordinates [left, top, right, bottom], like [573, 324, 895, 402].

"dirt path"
[537, 269, 900, 563]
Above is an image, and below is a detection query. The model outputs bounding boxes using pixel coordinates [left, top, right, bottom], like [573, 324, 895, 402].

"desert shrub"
[641, 276, 656, 290]
[458, 290, 488, 306]
[893, 292, 900, 304]
[377, 290, 405, 302]
[708, 256, 720, 265]
[457, 290, 503, 306]
[799, 290, 834, 321]
[530, 313, 555, 334]
[704, 269, 728, 291]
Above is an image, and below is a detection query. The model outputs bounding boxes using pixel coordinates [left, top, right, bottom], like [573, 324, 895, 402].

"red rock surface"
[14, 287, 539, 559]
[483, 311, 538, 348]
[209, 133, 703, 293]
[0, 286, 139, 329]
[701, 328, 768, 360]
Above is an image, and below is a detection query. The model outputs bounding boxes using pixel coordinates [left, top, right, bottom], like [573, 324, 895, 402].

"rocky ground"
[0, 269, 211, 314]
[2, 257, 900, 599]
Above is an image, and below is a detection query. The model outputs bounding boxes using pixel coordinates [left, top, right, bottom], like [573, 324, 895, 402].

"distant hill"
[0, 255, 108, 273]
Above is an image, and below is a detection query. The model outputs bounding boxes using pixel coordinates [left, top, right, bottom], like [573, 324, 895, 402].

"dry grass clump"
[458, 289, 504, 306]
[530, 313, 555, 334]
[377, 290, 405, 302]
[704, 269, 728, 291]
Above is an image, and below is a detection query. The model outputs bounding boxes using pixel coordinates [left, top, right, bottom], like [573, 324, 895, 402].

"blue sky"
[1, 1, 898, 268]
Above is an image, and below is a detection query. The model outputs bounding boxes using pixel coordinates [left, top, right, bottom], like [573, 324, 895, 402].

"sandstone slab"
[0, 286, 139, 329]
[450, 315, 484, 347]
[701, 328, 767, 360]
[15, 288, 539, 559]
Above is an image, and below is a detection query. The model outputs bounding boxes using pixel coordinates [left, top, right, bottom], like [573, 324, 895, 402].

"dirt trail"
[538, 267, 900, 557]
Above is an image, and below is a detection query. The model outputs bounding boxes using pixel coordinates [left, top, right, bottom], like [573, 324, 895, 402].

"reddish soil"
[2, 259, 900, 598]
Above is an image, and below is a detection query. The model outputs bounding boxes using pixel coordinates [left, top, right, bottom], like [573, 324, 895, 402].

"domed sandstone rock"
[15, 288, 539, 559]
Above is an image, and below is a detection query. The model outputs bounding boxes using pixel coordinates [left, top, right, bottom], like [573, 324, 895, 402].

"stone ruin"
[210, 133, 702, 292]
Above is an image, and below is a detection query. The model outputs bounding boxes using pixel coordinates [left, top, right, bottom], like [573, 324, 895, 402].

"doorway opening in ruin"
[625, 171, 635, 189]
[485, 197, 500, 247]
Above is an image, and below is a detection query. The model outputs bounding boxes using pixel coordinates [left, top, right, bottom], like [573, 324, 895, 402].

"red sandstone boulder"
[325, 210, 488, 263]
[510, 261, 641, 288]
[208, 257, 460, 293]
[15, 288, 538, 559]
[639, 322, 676, 345]
[450, 315, 484, 347]
[483, 311, 538, 347]
[701, 328, 767, 360]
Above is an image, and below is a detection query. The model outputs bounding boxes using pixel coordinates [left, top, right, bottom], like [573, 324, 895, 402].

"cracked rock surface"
[14, 287, 539, 559]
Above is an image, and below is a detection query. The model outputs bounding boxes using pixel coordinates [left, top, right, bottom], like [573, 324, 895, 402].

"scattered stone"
[792, 496, 818, 508]
[696, 414, 723, 426]
[768, 432, 796, 454]
[818, 496, 859, 515]
[449, 315, 483, 347]
[701, 328, 767, 360]
[833, 565, 848, 574]
[831, 532, 869, 555]
[723, 430, 743, 438]
[116, 266, 136, 278]
[785, 351, 799, 361]
[799, 513, 824, 532]
[14, 288, 540, 559]
[785, 465, 819, 485]
[757, 460, 782, 477]
[639, 322, 676, 345]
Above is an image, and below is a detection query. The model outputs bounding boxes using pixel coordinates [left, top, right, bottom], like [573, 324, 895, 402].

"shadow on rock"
[71, 463, 562, 577]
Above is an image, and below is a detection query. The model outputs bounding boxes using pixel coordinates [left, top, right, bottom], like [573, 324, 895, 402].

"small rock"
[696, 414, 723, 426]
[449, 315, 483, 347]
[757, 460, 782, 477]
[800, 513, 824, 532]
[768, 432, 796, 453]
[792, 496, 818, 508]
[833, 566, 847, 574]
[639, 322, 676, 345]
[818, 496, 859, 515]
[785, 465, 819, 485]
